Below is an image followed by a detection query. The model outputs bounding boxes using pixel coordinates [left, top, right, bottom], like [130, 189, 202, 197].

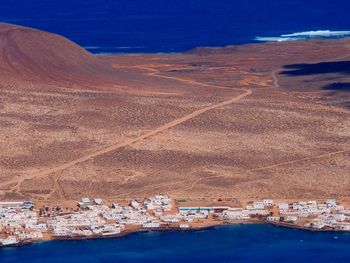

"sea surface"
[0, 0, 350, 54]
[1, 224, 350, 263]
[1, 2, 350, 262]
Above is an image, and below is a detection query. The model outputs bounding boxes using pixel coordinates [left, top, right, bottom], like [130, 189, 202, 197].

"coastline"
[2, 196, 350, 249]
[4, 222, 350, 263]
[4, 219, 348, 249]
[0, 25, 349, 250]
[94, 36, 350, 56]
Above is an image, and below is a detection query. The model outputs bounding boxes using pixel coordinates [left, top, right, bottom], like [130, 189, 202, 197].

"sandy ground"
[0, 33, 349, 202]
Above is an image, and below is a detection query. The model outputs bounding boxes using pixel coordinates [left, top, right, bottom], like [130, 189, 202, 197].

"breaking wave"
[255, 30, 350, 42]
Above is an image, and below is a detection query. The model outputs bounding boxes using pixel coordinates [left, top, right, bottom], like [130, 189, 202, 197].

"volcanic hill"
[0, 23, 126, 89]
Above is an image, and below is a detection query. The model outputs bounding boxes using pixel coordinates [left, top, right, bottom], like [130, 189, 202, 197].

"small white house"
[292, 202, 300, 210]
[318, 204, 327, 210]
[54, 227, 72, 236]
[145, 203, 155, 210]
[81, 197, 90, 204]
[279, 203, 289, 210]
[223, 209, 249, 220]
[263, 199, 274, 207]
[253, 202, 265, 210]
[307, 200, 317, 205]
[335, 214, 346, 222]
[28, 231, 43, 239]
[336, 205, 345, 211]
[310, 219, 325, 229]
[154, 210, 162, 217]
[130, 200, 140, 209]
[325, 199, 337, 208]
[94, 198, 103, 205]
[0, 236, 18, 246]
[78, 198, 91, 208]
[266, 216, 280, 222]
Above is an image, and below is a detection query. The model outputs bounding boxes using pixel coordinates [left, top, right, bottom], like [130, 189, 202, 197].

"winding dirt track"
[0, 85, 252, 197]
[74, 68, 350, 198]
[3, 50, 350, 199]
[133, 65, 235, 90]
[176, 67, 350, 194]
[98, 147, 350, 198]
[271, 70, 280, 88]
[180, 148, 350, 194]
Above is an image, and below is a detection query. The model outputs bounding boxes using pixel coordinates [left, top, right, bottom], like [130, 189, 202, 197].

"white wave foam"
[255, 37, 294, 42]
[255, 30, 350, 42]
[282, 30, 350, 37]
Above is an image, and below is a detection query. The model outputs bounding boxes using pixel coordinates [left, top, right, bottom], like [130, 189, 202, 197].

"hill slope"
[0, 23, 123, 89]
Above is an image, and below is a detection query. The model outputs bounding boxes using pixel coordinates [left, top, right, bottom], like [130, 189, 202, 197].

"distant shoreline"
[92, 34, 350, 55]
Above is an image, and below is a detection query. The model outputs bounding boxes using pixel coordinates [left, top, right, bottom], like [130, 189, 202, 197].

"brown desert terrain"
[0, 23, 349, 203]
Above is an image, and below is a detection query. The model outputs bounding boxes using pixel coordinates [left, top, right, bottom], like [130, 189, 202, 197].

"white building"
[263, 199, 274, 207]
[279, 203, 289, 210]
[143, 222, 160, 228]
[325, 199, 337, 208]
[266, 216, 280, 222]
[0, 236, 18, 246]
[309, 219, 325, 229]
[130, 200, 140, 209]
[253, 202, 265, 210]
[223, 209, 250, 220]
[335, 214, 346, 222]
[78, 198, 91, 208]
[94, 199, 103, 205]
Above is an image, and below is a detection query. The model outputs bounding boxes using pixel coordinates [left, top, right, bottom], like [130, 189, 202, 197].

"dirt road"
[0, 87, 252, 195]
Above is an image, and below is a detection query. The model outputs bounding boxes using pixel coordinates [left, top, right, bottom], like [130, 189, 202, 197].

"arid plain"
[0, 23, 349, 203]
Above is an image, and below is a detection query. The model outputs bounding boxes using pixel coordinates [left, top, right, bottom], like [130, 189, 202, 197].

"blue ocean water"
[0, 0, 350, 54]
[1, 224, 350, 263]
[1, 2, 350, 262]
